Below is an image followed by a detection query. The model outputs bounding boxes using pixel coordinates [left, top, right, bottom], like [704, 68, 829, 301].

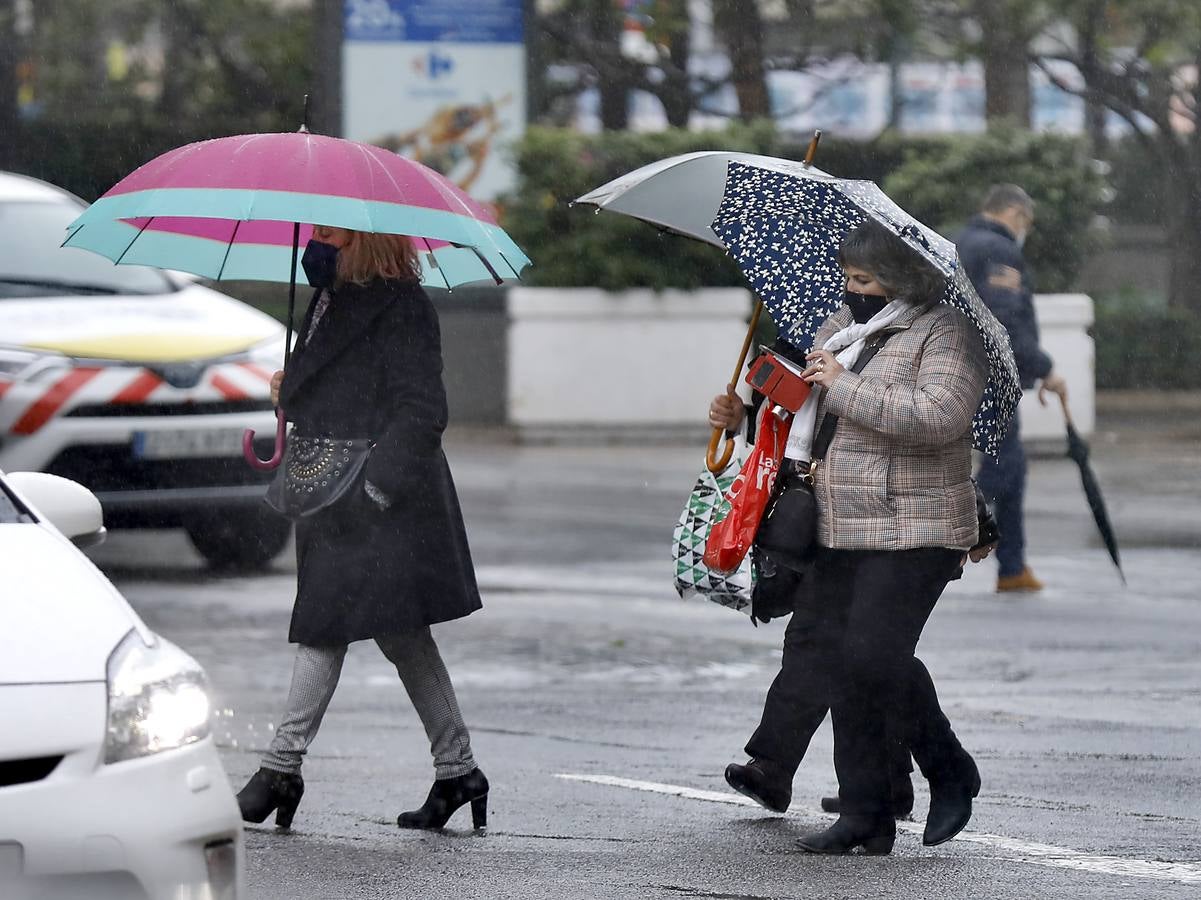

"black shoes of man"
[728, 754, 981, 851]
[724, 759, 793, 813]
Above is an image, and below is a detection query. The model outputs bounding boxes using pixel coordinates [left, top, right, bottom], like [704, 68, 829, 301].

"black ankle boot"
[397, 768, 489, 831]
[796, 815, 896, 855]
[820, 782, 914, 819]
[236, 767, 304, 829]
[923, 755, 981, 846]
[724, 759, 792, 813]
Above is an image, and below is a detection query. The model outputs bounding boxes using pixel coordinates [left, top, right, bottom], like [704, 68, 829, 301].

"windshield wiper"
[0, 277, 121, 295]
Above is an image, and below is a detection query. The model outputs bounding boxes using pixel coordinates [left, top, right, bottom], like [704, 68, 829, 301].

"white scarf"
[783, 299, 908, 461]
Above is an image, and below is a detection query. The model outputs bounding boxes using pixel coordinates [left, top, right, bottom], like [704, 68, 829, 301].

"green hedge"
[501, 125, 1109, 293]
[9, 107, 304, 203]
[882, 128, 1109, 293]
[1094, 305, 1201, 390]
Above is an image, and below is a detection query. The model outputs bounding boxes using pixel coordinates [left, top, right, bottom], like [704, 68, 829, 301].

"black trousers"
[745, 546, 967, 813]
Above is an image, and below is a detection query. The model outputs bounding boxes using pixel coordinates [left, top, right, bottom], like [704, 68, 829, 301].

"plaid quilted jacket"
[811, 299, 988, 551]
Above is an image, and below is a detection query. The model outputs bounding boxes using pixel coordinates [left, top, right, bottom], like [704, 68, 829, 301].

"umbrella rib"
[113, 216, 156, 266]
[496, 250, 523, 280]
[215, 219, 243, 281]
[469, 247, 504, 286]
[423, 237, 453, 292]
[61, 221, 84, 248]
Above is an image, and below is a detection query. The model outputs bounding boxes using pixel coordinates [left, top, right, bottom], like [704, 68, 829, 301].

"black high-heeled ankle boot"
[796, 815, 896, 855]
[236, 767, 305, 829]
[397, 768, 489, 831]
[923, 754, 981, 846]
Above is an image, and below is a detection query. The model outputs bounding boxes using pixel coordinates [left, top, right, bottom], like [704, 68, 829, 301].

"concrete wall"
[1019, 294, 1095, 443]
[505, 287, 755, 439]
[436, 287, 508, 425]
[436, 287, 1094, 449]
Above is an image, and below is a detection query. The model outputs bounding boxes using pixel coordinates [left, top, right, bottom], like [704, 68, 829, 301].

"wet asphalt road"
[88, 407, 1201, 900]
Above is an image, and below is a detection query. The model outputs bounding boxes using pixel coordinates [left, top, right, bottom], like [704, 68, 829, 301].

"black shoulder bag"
[754, 333, 892, 572]
[265, 435, 374, 519]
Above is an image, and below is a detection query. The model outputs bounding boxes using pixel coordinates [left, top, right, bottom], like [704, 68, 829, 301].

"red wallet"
[745, 349, 812, 413]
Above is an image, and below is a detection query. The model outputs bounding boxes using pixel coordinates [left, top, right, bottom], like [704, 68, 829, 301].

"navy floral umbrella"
[712, 161, 1021, 458]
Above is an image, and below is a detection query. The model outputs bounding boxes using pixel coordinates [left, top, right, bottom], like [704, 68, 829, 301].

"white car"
[0, 469, 244, 899]
[0, 170, 290, 569]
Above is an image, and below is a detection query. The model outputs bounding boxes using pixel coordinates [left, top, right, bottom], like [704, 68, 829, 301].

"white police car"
[0, 469, 243, 899]
[0, 171, 289, 568]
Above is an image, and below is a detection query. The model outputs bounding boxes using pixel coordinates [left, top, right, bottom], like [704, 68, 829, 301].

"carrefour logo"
[345, 0, 407, 41]
[412, 51, 455, 79]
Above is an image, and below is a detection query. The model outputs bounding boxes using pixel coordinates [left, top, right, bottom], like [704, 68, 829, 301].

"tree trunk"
[598, 69, 632, 130]
[656, 0, 693, 128]
[0, 0, 19, 170]
[975, 2, 1031, 126]
[585, 0, 629, 130]
[1165, 175, 1201, 313]
[1165, 82, 1201, 312]
[157, 2, 190, 119]
[711, 0, 771, 121]
[309, 0, 343, 135]
[523, 0, 543, 124]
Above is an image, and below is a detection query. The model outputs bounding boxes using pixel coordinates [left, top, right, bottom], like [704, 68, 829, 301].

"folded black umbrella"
[1060, 398, 1125, 584]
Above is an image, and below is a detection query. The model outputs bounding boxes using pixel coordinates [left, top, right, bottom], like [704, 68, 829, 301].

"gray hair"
[981, 183, 1034, 216]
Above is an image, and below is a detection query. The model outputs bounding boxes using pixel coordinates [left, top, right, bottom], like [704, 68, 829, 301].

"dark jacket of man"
[955, 215, 1052, 389]
[278, 278, 482, 646]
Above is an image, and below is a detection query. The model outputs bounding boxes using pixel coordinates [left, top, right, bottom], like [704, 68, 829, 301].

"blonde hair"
[337, 231, 422, 285]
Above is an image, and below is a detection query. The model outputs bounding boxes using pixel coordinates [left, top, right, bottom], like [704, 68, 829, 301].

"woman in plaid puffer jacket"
[713, 222, 991, 855]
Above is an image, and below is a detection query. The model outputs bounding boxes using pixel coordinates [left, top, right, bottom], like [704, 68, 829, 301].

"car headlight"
[0, 347, 40, 378]
[0, 345, 70, 381]
[105, 630, 212, 764]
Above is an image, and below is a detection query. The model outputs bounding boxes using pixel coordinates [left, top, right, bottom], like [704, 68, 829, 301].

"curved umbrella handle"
[706, 427, 736, 473]
[243, 408, 287, 471]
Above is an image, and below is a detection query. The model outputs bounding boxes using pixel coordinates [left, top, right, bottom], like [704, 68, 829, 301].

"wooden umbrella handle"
[704, 130, 820, 474]
[706, 427, 736, 473]
[706, 301, 763, 473]
[803, 129, 823, 165]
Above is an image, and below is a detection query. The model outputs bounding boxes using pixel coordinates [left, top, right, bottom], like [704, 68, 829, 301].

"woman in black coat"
[235, 225, 488, 832]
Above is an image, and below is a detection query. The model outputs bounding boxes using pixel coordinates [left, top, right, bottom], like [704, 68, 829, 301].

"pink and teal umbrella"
[62, 129, 531, 468]
[63, 130, 529, 288]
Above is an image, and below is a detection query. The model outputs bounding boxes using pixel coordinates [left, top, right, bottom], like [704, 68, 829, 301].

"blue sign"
[345, 0, 523, 44]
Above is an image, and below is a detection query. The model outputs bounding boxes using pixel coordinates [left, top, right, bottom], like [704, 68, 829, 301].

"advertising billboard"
[342, 0, 526, 201]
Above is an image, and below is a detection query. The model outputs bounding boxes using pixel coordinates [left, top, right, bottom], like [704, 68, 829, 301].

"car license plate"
[133, 429, 245, 460]
[0, 842, 22, 879]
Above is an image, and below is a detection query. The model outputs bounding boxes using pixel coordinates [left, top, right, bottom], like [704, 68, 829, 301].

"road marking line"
[554, 774, 1201, 885]
[556, 773, 759, 807]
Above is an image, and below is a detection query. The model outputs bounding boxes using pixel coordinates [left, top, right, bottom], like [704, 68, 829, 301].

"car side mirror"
[5, 472, 107, 549]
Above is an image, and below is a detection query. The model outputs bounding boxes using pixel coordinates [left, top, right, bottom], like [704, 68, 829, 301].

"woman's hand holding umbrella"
[708, 384, 746, 432]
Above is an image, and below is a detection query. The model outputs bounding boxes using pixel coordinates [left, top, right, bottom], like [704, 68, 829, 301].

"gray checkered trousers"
[262, 628, 476, 780]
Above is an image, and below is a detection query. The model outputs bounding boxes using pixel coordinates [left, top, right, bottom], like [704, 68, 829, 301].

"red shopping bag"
[703, 408, 791, 574]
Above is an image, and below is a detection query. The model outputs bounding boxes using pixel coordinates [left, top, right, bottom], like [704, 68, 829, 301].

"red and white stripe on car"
[0, 362, 274, 436]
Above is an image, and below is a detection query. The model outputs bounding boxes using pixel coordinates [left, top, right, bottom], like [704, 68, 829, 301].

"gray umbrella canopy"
[573, 151, 842, 247]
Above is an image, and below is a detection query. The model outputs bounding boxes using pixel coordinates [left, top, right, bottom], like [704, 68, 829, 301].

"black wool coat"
[277, 277, 482, 646]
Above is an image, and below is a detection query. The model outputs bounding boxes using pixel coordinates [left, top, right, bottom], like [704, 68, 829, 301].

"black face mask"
[301, 239, 339, 289]
[844, 289, 888, 323]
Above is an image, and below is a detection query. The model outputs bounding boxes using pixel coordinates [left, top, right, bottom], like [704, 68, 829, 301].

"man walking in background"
[957, 184, 1068, 593]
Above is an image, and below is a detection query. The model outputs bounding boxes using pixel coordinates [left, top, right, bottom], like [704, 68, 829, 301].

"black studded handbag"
[264, 435, 374, 519]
